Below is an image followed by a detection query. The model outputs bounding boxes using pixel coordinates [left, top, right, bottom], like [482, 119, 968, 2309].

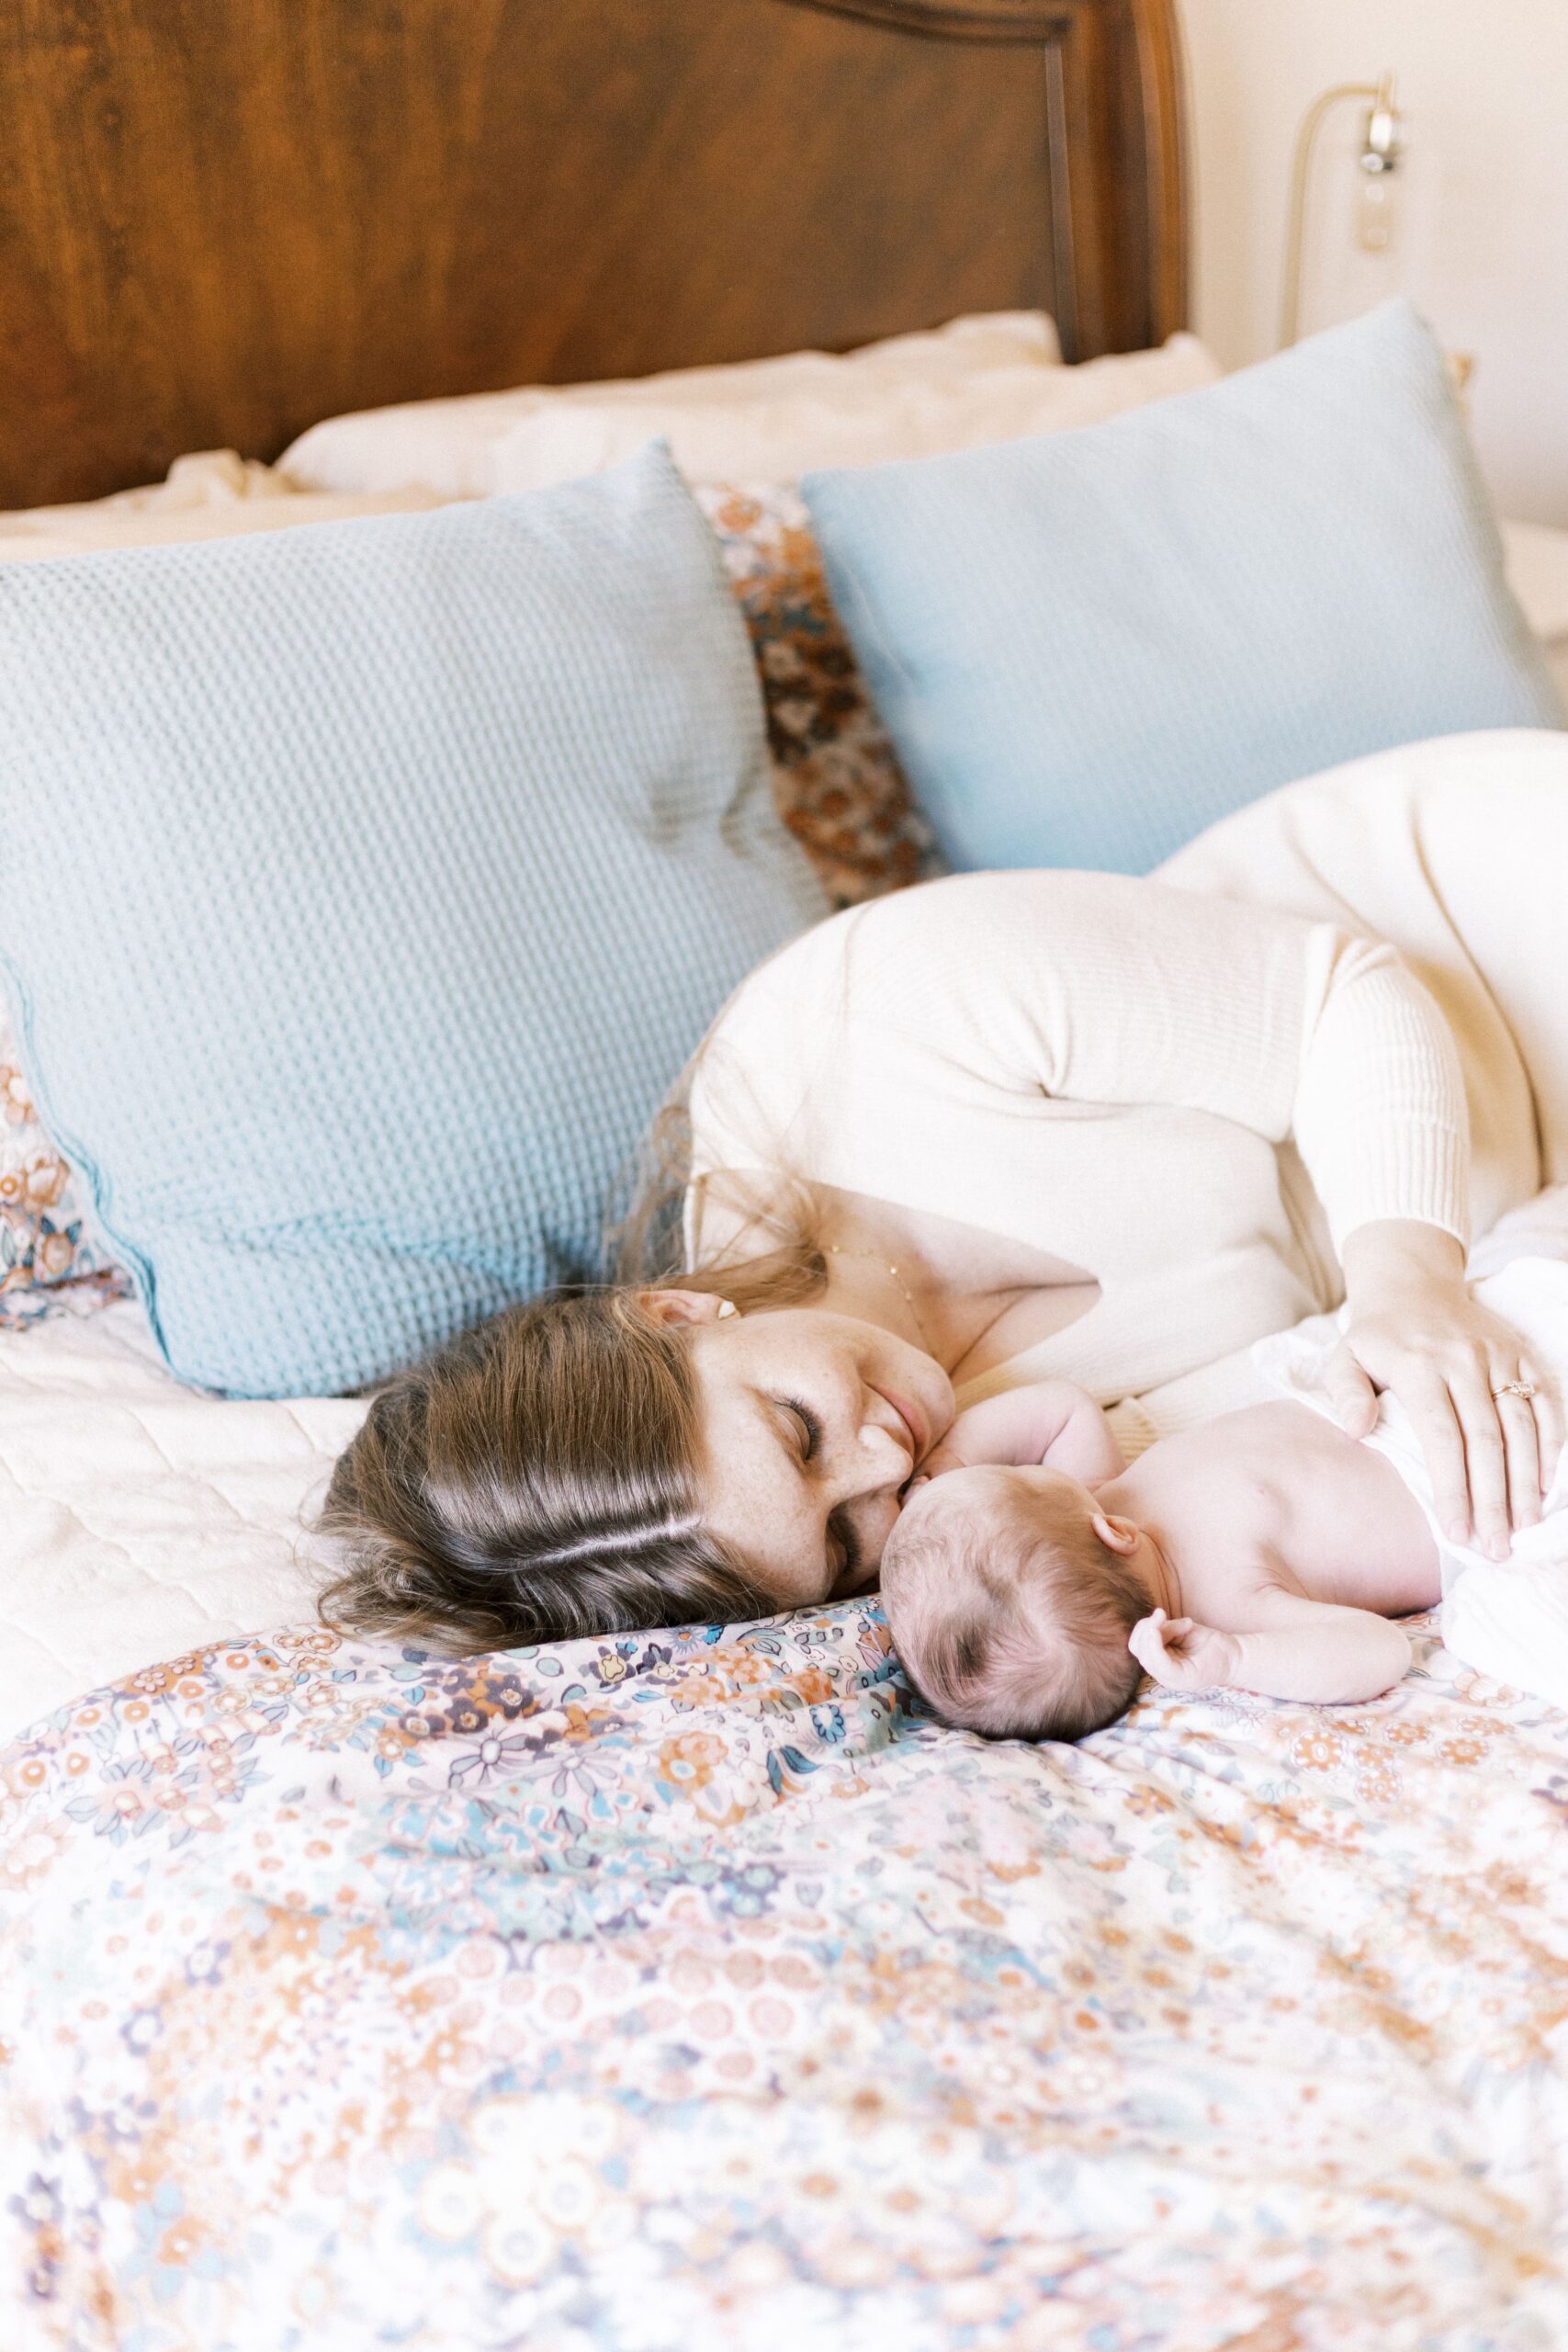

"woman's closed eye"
[782, 1394, 861, 1589]
[784, 1394, 823, 1461]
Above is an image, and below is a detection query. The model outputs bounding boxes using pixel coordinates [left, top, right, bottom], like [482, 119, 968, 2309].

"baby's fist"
[1128, 1608, 1240, 1692]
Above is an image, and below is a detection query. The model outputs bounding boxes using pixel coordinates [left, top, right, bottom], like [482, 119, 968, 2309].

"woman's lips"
[872, 1383, 927, 1462]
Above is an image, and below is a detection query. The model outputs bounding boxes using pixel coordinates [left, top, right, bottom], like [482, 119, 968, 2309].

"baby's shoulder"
[1142, 1407, 1321, 1596]
[1147, 1399, 1341, 1489]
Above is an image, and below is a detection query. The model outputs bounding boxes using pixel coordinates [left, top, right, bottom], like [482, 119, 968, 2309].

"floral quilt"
[4, 1602, 1568, 2352]
[0, 1042, 129, 1331]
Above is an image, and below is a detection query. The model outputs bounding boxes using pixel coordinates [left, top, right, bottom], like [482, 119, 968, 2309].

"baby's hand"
[916, 1379, 1124, 1483]
[913, 1438, 966, 1480]
[1128, 1608, 1241, 1692]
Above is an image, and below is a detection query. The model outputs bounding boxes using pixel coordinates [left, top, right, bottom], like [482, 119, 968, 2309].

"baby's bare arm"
[1131, 1589, 1411, 1706]
[922, 1379, 1126, 1484]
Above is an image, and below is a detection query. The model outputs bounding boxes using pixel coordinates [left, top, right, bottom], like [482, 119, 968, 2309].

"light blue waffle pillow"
[0, 444, 825, 1396]
[802, 300, 1562, 875]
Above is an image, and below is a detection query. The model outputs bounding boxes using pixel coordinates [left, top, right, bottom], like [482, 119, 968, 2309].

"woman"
[321, 731, 1567, 1649]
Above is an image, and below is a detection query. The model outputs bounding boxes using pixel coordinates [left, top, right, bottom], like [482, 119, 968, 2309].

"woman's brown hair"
[319, 1065, 833, 1652]
[317, 1248, 827, 1653]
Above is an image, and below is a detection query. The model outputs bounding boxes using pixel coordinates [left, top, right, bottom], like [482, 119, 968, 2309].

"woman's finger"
[1399, 1374, 1472, 1543]
[1490, 1365, 1542, 1530]
[1450, 1363, 1512, 1557]
[1324, 1340, 1380, 1438]
[1534, 1374, 1565, 1498]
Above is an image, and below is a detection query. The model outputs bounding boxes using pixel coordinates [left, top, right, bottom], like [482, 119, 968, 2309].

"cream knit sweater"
[687, 866, 1468, 1404]
[690, 729, 1568, 1408]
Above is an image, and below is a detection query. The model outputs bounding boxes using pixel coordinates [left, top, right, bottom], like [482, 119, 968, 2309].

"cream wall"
[1179, 0, 1568, 525]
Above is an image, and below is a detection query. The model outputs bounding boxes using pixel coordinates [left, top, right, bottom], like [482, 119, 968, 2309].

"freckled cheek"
[863, 1490, 903, 1566]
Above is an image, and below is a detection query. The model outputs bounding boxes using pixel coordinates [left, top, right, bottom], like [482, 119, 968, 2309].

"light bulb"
[1355, 83, 1403, 255]
[1356, 168, 1398, 254]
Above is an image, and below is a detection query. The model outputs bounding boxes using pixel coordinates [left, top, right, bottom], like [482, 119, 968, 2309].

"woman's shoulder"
[713, 866, 1317, 1045]
[741, 866, 1258, 971]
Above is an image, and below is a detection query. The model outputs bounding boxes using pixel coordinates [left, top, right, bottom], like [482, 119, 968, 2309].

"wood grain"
[0, 0, 1187, 507]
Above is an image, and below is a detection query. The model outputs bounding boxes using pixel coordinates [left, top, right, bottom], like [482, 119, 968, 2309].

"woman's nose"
[852, 1414, 912, 1493]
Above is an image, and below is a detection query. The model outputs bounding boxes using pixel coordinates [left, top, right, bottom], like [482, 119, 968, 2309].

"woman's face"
[659, 1297, 955, 1611]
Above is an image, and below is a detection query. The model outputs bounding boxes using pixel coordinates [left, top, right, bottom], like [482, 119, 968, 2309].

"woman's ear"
[1090, 1511, 1141, 1556]
[639, 1288, 732, 1329]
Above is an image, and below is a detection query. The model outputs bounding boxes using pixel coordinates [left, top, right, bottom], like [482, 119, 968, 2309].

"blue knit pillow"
[0, 445, 825, 1396]
[802, 301, 1562, 875]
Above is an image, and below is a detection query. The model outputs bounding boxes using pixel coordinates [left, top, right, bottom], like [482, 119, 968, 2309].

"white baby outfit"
[1254, 1240, 1568, 1707]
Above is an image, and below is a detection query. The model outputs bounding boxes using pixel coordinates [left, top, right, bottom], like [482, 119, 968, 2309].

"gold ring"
[1491, 1380, 1538, 1402]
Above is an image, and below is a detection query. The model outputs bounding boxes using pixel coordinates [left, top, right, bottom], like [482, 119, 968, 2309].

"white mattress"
[0, 1301, 365, 1741]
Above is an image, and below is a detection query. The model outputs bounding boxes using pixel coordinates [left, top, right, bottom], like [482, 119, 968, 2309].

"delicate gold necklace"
[827, 1243, 935, 1353]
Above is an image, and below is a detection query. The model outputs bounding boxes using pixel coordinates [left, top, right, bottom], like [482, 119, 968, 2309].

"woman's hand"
[1331, 1220, 1564, 1557]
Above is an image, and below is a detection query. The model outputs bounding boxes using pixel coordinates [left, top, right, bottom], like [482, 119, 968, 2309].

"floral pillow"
[696, 482, 940, 909]
[0, 1019, 128, 1329]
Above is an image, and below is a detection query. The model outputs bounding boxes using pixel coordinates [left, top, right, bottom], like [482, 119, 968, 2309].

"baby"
[882, 1255, 1568, 1743]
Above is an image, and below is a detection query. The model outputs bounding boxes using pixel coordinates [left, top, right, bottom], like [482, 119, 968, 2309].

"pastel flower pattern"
[5, 1602, 1568, 2347]
[0, 1039, 129, 1328]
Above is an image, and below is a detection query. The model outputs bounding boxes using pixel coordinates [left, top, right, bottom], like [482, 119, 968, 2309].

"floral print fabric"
[698, 482, 939, 909]
[5, 1602, 1568, 2350]
[0, 1035, 128, 1328]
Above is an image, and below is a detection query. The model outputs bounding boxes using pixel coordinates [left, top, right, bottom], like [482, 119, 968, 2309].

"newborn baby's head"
[882, 1464, 1149, 1741]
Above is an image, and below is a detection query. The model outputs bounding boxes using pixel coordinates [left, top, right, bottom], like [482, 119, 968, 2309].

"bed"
[5, 7, 1568, 2347]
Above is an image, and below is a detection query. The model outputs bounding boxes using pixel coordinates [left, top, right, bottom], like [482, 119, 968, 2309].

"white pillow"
[277, 311, 1067, 499]
[492, 334, 1222, 492]
[0, 450, 439, 563]
[1501, 517, 1568, 641]
[1502, 518, 1568, 704]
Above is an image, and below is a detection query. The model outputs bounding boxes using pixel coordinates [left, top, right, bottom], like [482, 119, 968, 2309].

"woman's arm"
[694, 870, 1549, 1537]
[912, 876, 1551, 1547]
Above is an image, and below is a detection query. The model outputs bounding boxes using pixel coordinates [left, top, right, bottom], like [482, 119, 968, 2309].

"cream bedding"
[0, 1302, 361, 1739]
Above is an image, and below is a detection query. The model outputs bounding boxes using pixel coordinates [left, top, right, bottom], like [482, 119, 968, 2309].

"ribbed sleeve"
[1292, 935, 1471, 1251]
[688, 865, 1477, 1399]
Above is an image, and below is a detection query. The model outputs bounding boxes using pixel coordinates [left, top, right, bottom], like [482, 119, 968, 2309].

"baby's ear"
[1090, 1511, 1141, 1556]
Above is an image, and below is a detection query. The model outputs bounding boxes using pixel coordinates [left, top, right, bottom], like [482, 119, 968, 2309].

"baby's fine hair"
[884, 1484, 1146, 1742]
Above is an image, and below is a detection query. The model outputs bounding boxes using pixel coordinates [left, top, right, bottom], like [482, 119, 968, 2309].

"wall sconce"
[1279, 73, 1404, 348]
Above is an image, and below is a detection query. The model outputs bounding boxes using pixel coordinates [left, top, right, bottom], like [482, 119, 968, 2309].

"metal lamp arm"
[1279, 75, 1396, 349]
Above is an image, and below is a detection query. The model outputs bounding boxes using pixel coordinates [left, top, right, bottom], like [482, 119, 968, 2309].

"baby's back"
[1129, 1402, 1443, 1627]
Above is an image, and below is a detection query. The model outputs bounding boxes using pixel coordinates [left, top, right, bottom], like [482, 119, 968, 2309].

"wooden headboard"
[0, 0, 1187, 510]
